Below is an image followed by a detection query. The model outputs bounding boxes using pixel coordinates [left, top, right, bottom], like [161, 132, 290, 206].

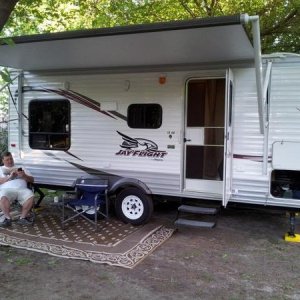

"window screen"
[127, 104, 162, 129]
[29, 100, 70, 150]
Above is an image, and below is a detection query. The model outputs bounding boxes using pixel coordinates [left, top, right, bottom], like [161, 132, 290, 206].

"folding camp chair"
[61, 178, 109, 230]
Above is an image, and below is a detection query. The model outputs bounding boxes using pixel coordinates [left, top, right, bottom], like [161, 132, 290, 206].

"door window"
[185, 79, 225, 181]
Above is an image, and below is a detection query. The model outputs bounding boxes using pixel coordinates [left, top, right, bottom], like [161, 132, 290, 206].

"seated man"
[0, 151, 35, 227]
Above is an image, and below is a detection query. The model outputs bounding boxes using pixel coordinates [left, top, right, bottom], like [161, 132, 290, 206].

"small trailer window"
[271, 170, 300, 199]
[29, 99, 70, 150]
[127, 104, 162, 129]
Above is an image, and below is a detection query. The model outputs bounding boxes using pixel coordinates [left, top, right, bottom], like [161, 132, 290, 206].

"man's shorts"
[0, 188, 34, 205]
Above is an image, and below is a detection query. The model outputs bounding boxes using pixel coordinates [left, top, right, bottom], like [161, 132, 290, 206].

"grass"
[47, 258, 59, 266]
[15, 257, 32, 266]
[0, 246, 32, 265]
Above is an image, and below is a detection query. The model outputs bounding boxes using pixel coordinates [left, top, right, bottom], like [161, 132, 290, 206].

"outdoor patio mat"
[0, 208, 174, 268]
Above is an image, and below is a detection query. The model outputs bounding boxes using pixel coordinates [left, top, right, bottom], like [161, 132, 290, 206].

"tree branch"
[192, 0, 201, 10]
[179, 0, 198, 18]
[0, 0, 19, 33]
[261, 8, 299, 37]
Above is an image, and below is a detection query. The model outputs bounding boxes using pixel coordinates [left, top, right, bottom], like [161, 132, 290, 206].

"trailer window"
[29, 100, 70, 150]
[127, 104, 162, 129]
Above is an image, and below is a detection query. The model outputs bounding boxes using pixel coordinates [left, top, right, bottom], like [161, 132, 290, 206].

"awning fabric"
[0, 14, 254, 71]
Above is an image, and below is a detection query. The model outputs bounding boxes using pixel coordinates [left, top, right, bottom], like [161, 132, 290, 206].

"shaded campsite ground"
[1, 203, 300, 300]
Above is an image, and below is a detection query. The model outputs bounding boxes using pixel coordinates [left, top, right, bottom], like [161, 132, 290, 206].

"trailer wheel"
[115, 188, 153, 225]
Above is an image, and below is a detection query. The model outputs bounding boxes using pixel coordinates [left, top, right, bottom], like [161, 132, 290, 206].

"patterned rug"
[0, 208, 174, 268]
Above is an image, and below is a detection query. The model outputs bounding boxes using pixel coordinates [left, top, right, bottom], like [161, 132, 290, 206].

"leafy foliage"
[0, 68, 12, 83]
[0, 129, 8, 156]
[0, 77, 8, 155]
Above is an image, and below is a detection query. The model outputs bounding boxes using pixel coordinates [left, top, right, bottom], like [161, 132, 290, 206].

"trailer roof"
[0, 14, 254, 72]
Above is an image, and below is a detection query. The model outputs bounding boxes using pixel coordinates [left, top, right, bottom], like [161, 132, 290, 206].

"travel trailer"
[1, 14, 300, 226]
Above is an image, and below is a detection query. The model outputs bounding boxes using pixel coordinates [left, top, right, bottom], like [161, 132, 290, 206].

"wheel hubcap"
[122, 195, 144, 220]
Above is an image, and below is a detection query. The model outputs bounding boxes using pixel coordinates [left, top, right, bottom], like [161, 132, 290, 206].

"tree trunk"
[0, 0, 19, 33]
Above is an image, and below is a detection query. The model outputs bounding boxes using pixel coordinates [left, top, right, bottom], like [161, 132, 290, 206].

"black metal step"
[178, 205, 218, 215]
[175, 218, 216, 229]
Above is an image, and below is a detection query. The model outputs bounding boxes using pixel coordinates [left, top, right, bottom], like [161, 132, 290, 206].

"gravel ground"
[0, 204, 300, 300]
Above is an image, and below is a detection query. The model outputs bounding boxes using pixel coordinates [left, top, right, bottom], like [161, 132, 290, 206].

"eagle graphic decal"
[115, 131, 167, 159]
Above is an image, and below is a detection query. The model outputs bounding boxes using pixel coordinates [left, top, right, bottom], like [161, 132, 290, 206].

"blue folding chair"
[61, 178, 109, 230]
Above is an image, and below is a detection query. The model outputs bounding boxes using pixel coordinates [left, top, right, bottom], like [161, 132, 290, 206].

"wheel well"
[115, 185, 134, 196]
[110, 178, 152, 197]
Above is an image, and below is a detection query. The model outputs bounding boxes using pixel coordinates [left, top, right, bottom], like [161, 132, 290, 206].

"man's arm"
[0, 169, 17, 184]
[17, 170, 34, 184]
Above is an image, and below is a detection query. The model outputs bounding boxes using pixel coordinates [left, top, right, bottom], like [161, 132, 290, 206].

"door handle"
[184, 138, 191, 142]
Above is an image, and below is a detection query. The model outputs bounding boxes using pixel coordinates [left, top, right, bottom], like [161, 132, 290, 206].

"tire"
[115, 188, 153, 225]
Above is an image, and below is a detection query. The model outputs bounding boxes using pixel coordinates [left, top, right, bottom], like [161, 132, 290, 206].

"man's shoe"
[0, 218, 12, 228]
[16, 217, 33, 226]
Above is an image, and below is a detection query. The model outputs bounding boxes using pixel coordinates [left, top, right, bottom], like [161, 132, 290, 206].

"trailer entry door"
[223, 69, 234, 206]
[184, 78, 225, 195]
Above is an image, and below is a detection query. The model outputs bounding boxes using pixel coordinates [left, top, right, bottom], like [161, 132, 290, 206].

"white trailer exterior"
[1, 14, 300, 224]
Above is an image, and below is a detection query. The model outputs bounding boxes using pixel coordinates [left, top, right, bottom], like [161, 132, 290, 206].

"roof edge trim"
[3, 14, 244, 45]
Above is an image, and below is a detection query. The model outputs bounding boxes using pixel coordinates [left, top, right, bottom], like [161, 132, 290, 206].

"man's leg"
[16, 188, 35, 225]
[20, 196, 34, 219]
[0, 196, 12, 219]
[0, 192, 13, 227]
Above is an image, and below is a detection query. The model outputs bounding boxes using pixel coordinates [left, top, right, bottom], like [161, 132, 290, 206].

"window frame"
[127, 103, 162, 129]
[28, 99, 71, 151]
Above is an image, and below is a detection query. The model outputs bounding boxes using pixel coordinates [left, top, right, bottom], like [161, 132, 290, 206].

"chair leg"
[105, 190, 109, 219]
[62, 205, 100, 231]
[94, 198, 97, 231]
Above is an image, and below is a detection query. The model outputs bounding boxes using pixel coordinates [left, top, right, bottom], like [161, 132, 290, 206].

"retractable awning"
[0, 14, 254, 71]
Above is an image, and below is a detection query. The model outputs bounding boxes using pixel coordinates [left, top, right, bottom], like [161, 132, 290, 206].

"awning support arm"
[262, 61, 272, 175]
[242, 14, 264, 134]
